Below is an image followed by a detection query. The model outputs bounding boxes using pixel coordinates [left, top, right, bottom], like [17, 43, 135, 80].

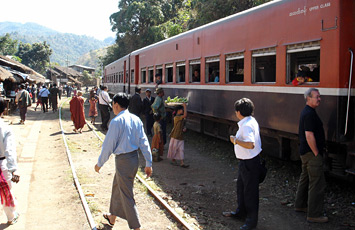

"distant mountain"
[0, 22, 115, 67]
[0, 22, 58, 36]
[76, 47, 108, 69]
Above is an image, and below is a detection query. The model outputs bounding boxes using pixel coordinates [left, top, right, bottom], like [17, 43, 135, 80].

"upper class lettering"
[289, 2, 331, 17]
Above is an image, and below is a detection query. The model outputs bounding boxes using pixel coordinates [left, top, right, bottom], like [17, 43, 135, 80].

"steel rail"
[59, 99, 98, 230]
[85, 121, 196, 230]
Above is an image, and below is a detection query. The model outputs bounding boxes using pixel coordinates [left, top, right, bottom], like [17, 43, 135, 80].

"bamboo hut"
[0, 55, 46, 84]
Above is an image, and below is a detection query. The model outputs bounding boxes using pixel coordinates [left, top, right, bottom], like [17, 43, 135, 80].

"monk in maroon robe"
[70, 91, 86, 133]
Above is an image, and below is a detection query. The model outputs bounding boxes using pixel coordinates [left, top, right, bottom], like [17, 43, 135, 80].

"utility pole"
[66, 56, 69, 85]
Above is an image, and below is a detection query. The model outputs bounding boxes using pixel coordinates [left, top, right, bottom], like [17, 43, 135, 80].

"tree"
[80, 70, 96, 86]
[0, 33, 18, 56]
[103, 0, 271, 66]
[16, 41, 52, 74]
[188, 0, 271, 28]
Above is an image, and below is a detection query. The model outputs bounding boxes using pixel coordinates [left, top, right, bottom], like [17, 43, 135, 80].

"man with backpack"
[15, 84, 32, 125]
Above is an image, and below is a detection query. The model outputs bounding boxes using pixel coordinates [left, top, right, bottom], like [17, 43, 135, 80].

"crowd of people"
[3, 82, 328, 229]
[92, 85, 328, 230]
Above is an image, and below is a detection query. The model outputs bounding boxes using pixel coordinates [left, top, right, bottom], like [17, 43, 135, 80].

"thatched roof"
[68, 76, 83, 85]
[0, 66, 12, 81]
[53, 66, 82, 78]
[0, 55, 46, 84]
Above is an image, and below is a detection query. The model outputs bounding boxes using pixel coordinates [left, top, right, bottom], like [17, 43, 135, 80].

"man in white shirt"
[38, 85, 50, 113]
[223, 98, 262, 230]
[98, 86, 112, 131]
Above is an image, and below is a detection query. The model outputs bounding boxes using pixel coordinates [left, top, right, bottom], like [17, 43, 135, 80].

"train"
[103, 0, 355, 179]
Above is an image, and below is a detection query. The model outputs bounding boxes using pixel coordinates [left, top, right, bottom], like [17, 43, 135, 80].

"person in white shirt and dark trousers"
[98, 86, 112, 131]
[223, 98, 262, 230]
[38, 85, 50, 113]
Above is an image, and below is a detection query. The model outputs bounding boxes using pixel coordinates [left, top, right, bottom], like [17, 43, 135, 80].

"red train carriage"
[104, 0, 355, 178]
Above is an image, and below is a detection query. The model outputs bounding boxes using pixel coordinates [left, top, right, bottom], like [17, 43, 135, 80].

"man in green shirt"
[151, 88, 166, 144]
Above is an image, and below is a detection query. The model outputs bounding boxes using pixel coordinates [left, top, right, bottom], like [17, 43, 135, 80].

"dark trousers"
[295, 152, 326, 217]
[159, 118, 167, 144]
[145, 114, 154, 136]
[236, 155, 260, 227]
[41, 97, 48, 112]
[99, 104, 110, 130]
[19, 106, 27, 121]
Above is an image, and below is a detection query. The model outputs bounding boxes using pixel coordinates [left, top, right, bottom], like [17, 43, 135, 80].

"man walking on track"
[94, 92, 153, 230]
[295, 88, 328, 223]
[98, 86, 112, 131]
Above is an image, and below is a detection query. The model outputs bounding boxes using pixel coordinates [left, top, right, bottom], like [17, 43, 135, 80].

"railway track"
[59, 99, 196, 230]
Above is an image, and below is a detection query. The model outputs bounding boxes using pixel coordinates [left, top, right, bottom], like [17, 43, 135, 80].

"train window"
[205, 56, 220, 83]
[189, 59, 201, 83]
[131, 70, 134, 83]
[119, 71, 123, 83]
[252, 47, 276, 83]
[156, 65, 163, 82]
[165, 64, 173, 83]
[176, 61, 185, 83]
[141, 69, 146, 83]
[286, 41, 320, 84]
[226, 53, 244, 83]
[148, 66, 154, 83]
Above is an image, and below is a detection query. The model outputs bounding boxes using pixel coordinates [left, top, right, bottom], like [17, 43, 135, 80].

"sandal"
[170, 161, 179, 166]
[103, 213, 115, 226]
[180, 164, 189, 168]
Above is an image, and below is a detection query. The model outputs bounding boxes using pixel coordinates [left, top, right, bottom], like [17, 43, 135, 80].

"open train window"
[205, 56, 220, 83]
[156, 65, 163, 83]
[286, 41, 320, 84]
[252, 47, 276, 83]
[165, 64, 173, 83]
[226, 52, 244, 83]
[141, 68, 146, 83]
[176, 61, 185, 83]
[148, 67, 154, 83]
[189, 59, 201, 83]
[131, 70, 134, 83]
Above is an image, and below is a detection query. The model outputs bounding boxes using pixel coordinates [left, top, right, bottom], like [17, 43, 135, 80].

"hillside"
[0, 22, 114, 67]
[76, 47, 108, 69]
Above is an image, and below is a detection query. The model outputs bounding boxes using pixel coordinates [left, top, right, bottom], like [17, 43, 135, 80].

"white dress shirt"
[99, 90, 112, 105]
[0, 119, 17, 173]
[234, 116, 262, 160]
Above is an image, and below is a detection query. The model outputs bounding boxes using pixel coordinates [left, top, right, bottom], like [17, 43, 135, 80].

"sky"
[0, 0, 118, 41]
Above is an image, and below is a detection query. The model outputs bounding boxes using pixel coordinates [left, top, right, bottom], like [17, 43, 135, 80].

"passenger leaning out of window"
[292, 66, 313, 86]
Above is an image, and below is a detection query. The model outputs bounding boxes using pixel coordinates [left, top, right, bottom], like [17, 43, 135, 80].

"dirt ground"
[1, 95, 354, 230]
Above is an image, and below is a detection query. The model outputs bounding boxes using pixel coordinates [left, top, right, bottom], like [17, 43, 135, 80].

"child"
[167, 103, 188, 168]
[88, 96, 98, 124]
[151, 113, 163, 162]
[34, 95, 42, 111]
[292, 66, 313, 86]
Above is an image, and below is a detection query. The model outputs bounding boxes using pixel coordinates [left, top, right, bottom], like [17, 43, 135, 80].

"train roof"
[107, 0, 284, 67]
[131, 0, 284, 54]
